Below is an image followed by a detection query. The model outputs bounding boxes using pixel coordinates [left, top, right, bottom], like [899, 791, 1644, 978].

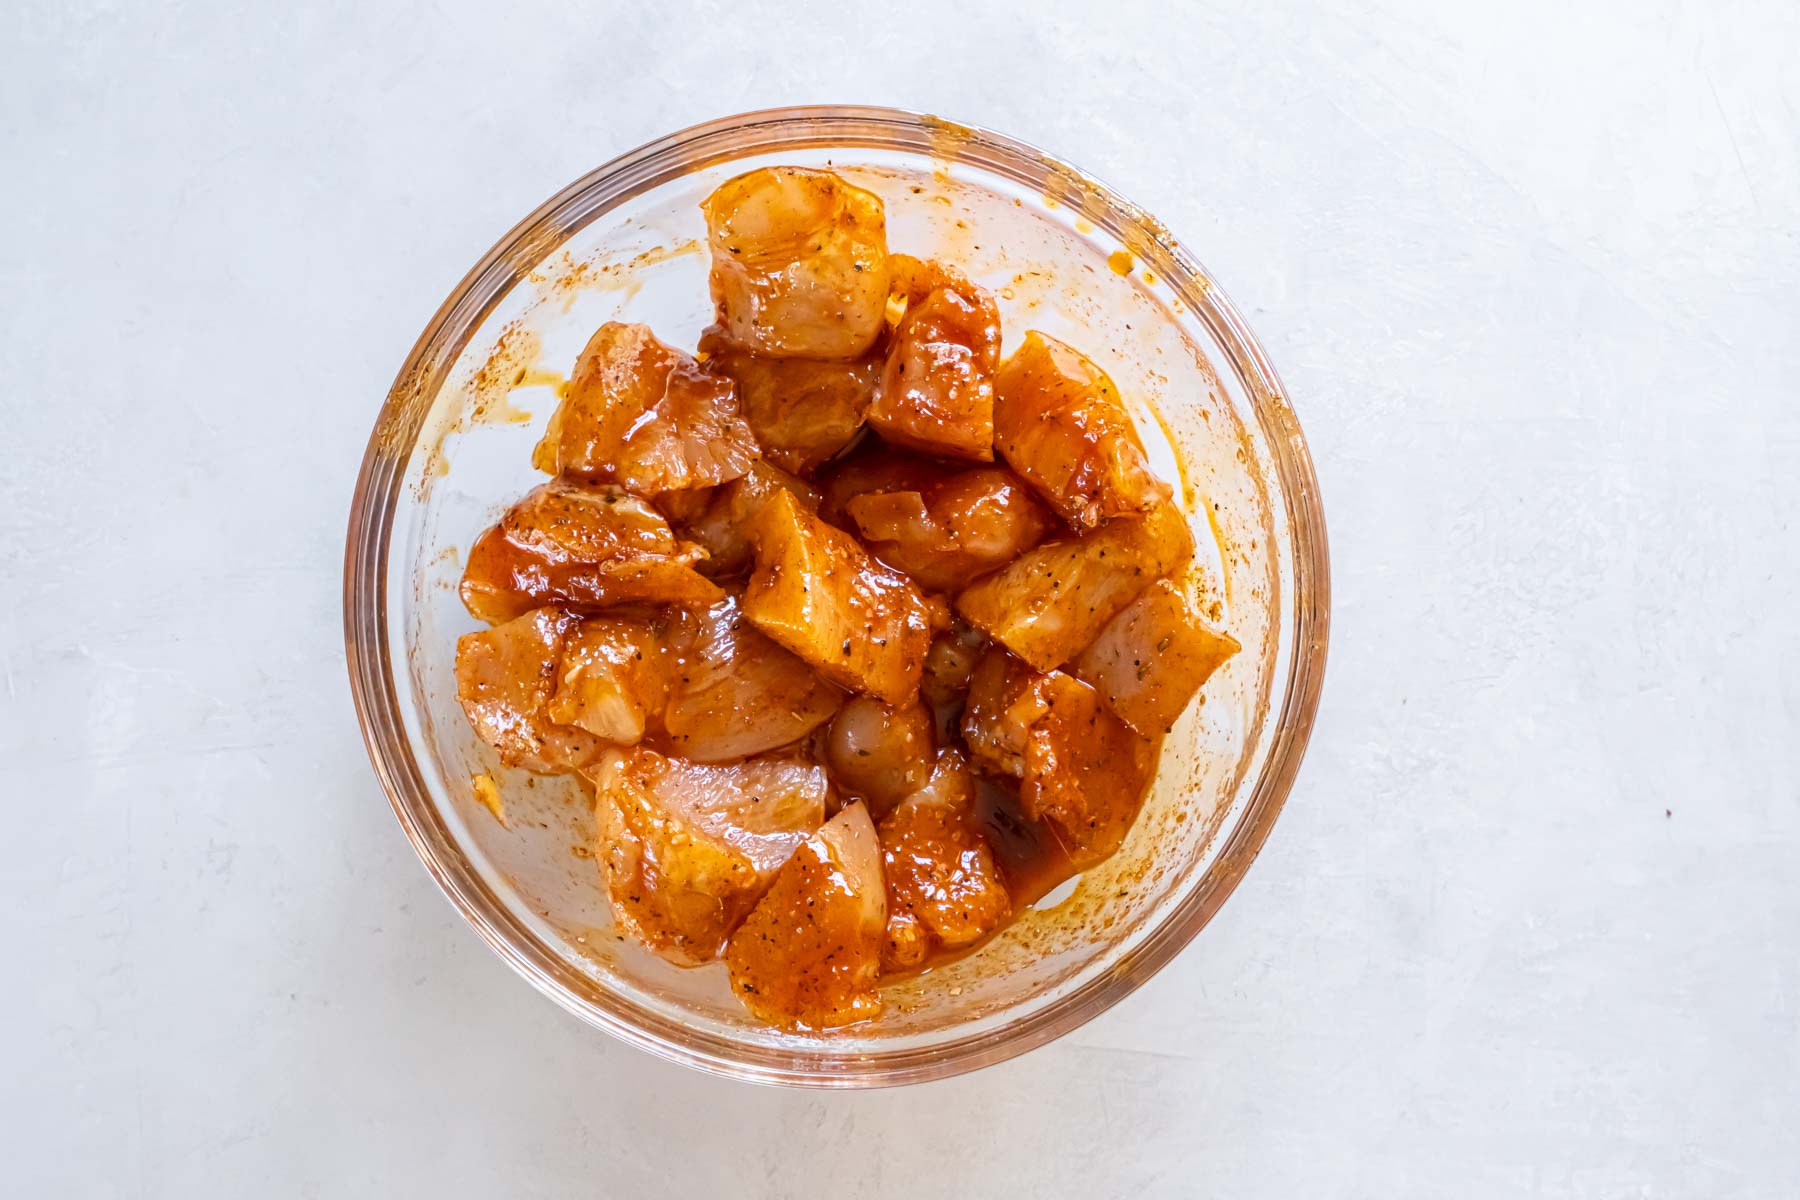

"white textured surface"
[4, 1, 1797, 1195]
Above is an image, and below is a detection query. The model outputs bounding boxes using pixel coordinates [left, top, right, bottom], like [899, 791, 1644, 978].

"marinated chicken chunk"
[959, 646, 1044, 779]
[954, 496, 1195, 671]
[1072, 578, 1240, 735]
[877, 750, 1012, 972]
[843, 463, 1056, 593]
[680, 460, 821, 579]
[960, 646, 1155, 867]
[653, 485, 716, 527]
[869, 255, 1001, 461]
[742, 488, 935, 704]
[699, 328, 879, 474]
[972, 773, 1080, 909]
[531, 321, 760, 496]
[589, 748, 830, 964]
[661, 596, 843, 762]
[460, 481, 723, 624]
[816, 444, 937, 524]
[702, 167, 890, 359]
[994, 331, 1170, 528]
[455, 607, 603, 773]
[823, 696, 936, 814]
[1018, 672, 1158, 869]
[726, 802, 887, 1029]
[920, 620, 988, 709]
[546, 613, 671, 744]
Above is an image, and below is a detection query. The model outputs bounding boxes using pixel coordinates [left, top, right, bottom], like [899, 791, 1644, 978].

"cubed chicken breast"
[919, 620, 988, 709]
[959, 646, 1048, 779]
[961, 647, 1155, 868]
[993, 331, 1171, 528]
[869, 255, 1001, 461]
[822, 695, 936, 815]
[844, 464, 1056, 593]
[953, 496, 1194, 671]
[680, 460, 822, 579]
[742, 488, 934, 704]
[1071, 578, 1241, 735]
[702, 167, 890, 359]
[545, 613, 671, 744]
[589, 748, 830, 964]
[460, 481, 723, 624]
[817, 444, 940, 525]
[661, 596, 844, 762]
[652, 485, 716, 527]
[877, 750, 1012, 972]
[1018, 671, 1158, 869]
[531, 322, 760, 496]
[699, 328, 879, 474]
[725, 802, 887, 1028]
[454, 607, 604, 773]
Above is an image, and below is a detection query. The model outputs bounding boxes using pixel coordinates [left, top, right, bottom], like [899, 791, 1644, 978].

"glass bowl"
[344, 105, 1328, 1087]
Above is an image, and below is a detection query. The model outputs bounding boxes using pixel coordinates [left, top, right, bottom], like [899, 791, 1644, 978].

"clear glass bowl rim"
[343, 104, 1330, 1087]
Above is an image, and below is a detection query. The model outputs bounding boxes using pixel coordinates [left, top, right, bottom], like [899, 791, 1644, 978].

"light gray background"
[4, 1, 1797, 1196]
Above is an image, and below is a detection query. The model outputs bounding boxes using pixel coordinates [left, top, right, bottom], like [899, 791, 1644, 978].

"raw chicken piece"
[953, 496, 1194, 670]
[531, 322, 759, 496]
[702, 167, 890, 359]
[960, 647, 1155, 868]
[454, 607, 603, 774]
[971, 772, 1079, 909]
[726, 802, 887, 1028]
[661, 596, 844, 762]
[843, 464, 1056, 592]
[823, 695, 936, 814]
[699, 328, 879, 474]
[1071, 578, 1240, 735]
[816, 445, 941, 531]
[589, 748, 830, 964]
[460, 481, 723, 624]
[877, 750, 1012, 972]
[993, 331, 1171, 528]
[919, 620, 988, 709]
[742, 488, 934, 704]
[869, 255, 1001, 461]
[1019, 671, 1157, 869]
[546, 613, 671, 744]
[681, 461, 821, 579]
[959, 647, 1046, 779]
[651, 485, 716, 526]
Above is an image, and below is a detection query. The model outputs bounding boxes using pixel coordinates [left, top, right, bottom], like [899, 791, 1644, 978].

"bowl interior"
[350, 110, 1325, 1085]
